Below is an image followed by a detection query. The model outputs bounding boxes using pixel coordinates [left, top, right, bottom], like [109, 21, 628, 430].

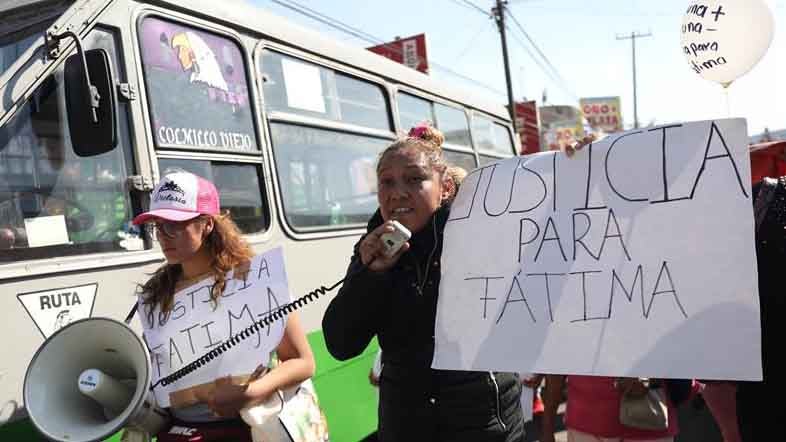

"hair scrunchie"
[408, 122, 432, 139]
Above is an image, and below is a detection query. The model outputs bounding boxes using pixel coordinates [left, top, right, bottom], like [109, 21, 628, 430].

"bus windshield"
[0, 1, 67, 78]
[0, 28, 43, 78]
[0, 26, 138, 261]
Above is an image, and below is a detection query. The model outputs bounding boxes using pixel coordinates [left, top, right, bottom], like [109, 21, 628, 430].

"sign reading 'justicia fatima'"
[434, 119, 762, 382]
[140, 248, 291, 408]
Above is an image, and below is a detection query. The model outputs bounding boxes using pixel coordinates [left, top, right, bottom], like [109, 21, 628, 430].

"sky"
[251, 0, 785, 136]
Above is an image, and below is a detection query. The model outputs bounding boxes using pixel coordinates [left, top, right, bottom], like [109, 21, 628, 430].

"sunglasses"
[150, 218, 204, 238]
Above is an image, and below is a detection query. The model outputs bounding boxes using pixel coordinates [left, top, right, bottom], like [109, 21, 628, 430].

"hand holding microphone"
[359, 221, 411, 272]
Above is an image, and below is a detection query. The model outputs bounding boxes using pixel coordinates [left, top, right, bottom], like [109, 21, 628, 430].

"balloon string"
[723, 87, 731, 118]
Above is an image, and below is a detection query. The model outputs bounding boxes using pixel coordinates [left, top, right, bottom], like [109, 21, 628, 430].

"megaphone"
[24, 317, 168, 442]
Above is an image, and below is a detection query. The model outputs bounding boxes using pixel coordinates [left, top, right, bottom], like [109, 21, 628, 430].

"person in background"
[541, 375, 680, 442]
[521, 374, 544, 422]
[444, 165, 468, 203]
[133, 170, 315, 441]
[545, 136, 678, 442]
[323, 124, 523, 441]
[735, 176, 786, 441]
[701, 381, 741, 442]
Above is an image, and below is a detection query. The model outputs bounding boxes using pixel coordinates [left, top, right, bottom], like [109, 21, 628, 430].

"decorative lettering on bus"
[156, 126, 255, 152]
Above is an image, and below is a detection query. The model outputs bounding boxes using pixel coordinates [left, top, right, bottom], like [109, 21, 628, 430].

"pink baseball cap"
[132, 172, 220, 225]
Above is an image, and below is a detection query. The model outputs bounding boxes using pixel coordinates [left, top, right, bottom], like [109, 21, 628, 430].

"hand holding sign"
[681, 0, 774, 87]
[197, 376, 252, 418]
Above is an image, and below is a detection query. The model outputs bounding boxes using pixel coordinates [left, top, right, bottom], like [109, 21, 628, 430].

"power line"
[447, 0, 492, 18]
[272, 0, 433, 71]
[271, 0, 382, 47]
[505, 26, 561, 95]
[505, 24, 578, 102]
[504, 10, 577, 101]
[271, 0, 506, 97]
[445, 1, 572, 114]
[454, 21, 495, 62]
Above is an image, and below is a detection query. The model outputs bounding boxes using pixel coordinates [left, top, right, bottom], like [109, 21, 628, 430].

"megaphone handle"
[151, 264, 367, 389]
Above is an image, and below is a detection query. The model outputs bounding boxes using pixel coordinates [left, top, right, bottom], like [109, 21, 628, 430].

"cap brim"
[132, 209, 201, 225]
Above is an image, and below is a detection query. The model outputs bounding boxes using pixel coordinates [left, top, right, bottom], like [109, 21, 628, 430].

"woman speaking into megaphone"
[132, 170, 315, 441]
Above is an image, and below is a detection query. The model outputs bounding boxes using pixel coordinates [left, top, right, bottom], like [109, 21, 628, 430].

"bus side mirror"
[64, 48, 117, 157]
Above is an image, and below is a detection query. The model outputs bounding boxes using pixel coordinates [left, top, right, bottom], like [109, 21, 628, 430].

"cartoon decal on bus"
[171, 31, 230, 93]
[139, 17, 254, 151]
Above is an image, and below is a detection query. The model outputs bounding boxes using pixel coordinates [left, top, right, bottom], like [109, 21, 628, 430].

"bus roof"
[155, 0, 512, 121]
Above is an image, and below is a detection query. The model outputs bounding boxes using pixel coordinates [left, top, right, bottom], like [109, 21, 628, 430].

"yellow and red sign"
[580, 96, 623, 133]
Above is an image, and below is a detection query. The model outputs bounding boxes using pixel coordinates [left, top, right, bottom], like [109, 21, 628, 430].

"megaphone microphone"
[78, 368, 135, 418]
[24, 317, 168, 442]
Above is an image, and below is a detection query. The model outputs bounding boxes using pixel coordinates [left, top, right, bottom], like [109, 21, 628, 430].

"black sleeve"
[752, 180, 762, 203]
[322, 246, 393, 361]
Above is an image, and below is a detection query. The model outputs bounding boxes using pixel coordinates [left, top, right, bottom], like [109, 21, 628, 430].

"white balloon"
[680, 0, 774, 87]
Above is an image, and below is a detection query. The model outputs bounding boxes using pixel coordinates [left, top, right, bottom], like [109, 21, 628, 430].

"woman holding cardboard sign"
[322, 124, 524, 441]
[133, 170, 315, 441]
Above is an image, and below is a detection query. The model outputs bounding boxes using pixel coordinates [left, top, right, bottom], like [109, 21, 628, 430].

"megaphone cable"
[149, 264, 366, 389]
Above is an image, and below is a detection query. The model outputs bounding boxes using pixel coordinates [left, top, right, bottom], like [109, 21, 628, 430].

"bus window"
[138, 16, 258, 153]
[443, 150, 477, 173]
[397, 92, 433, 132]
[434, 103, 471, 148]
[494, 122, 516, 155]
[157, 159, 268, 234]
[0, 29, 137, 262]
[268, 123, 387, 230]
[478, 155, 501, 166]
[473, 114, 516, 155]
[260, 50, 390, 131]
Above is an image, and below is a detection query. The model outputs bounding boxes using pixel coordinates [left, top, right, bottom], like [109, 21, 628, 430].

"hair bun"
[408, 122, 445, 150]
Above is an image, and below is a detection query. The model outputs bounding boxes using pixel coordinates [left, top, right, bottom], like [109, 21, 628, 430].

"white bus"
[0, 0, 518, 440]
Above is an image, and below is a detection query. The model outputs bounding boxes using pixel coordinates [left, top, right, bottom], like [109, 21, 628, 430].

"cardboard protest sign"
[433, 119, 762, 381]
[140, 248, 291, 407]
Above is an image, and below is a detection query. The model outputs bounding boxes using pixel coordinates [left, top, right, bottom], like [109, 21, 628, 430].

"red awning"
[750, 140, 786, 184]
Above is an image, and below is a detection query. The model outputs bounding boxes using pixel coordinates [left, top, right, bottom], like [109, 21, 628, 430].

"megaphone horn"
[24, 317, 168, 442]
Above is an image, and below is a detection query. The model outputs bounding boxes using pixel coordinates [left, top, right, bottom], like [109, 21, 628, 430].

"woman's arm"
[203, 313, 315, 417]
[245, 312, 315, 400]
[321, 250, 392, 360]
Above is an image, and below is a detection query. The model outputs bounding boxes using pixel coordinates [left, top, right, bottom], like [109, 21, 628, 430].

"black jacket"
[737, 179, 786, 442]
[323, 206, 523, 442]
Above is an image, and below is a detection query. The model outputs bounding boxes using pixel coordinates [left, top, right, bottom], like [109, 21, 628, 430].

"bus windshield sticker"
[139, 17, 258, 153]
[280, 58, 326, 113]
[23, 215, 69, 247]
[17, 284, 98, 339]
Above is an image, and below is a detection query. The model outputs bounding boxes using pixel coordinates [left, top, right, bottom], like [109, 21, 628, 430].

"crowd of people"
[131, 123, 783, 442]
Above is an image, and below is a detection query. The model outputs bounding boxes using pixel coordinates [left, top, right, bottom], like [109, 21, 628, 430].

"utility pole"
[493, 0, 517, 133]
[616, 31, 651, 129]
